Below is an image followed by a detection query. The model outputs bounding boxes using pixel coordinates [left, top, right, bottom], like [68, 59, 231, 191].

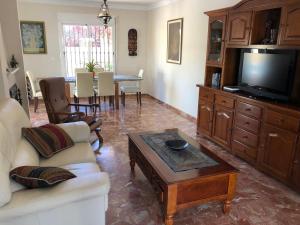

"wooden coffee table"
[128, 129, 238, 225]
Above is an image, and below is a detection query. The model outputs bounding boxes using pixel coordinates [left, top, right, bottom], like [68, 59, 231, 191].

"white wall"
[18, 2, 147, 89]
[0, 24, 10, 99]
[17, 0, 242, 118]
[0, 0, 29, 112]
[146, 0, 239, 117]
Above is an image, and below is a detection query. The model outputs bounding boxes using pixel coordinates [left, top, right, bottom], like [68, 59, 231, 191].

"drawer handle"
[269, 133, 278, 137]
[242, 136, 248, 139]
[222, 100, 227, 103]
[245, 122, 250, 125]
[245, 108, 252, 112]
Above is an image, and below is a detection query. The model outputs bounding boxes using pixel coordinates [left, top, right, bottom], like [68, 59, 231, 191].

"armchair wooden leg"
[136, 92, 139, 103]
[34, 97, 39, 112]
[95, 128, 104, 151]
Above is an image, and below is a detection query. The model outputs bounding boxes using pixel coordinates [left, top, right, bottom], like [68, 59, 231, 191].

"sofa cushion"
[13, 139, 40, 169]
[0, 153, 11, 207]
[0, 163, 110, 220]
[40, 142, 96, 167]
[0, 99, 31, 157]
[0, 122, 13, 207]
[22, 124, 74, 158]
[10, 139, 40, 193]
[10, 166, 76, 189]
[57, 122, 90, 143]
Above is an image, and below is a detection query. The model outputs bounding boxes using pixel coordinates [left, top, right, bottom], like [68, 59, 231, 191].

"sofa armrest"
[57, 122, 90, 143]
[0, 172, 110, 220]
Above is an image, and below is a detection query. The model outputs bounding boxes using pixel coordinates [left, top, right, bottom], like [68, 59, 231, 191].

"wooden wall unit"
[279, 3, 300, 45]
[227, 11, 252, 46]
[198, 0, 300, 193]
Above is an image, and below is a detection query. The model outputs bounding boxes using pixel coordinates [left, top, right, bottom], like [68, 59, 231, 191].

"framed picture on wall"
[20, 21, 47, 54]
[167, 18, 183, 64]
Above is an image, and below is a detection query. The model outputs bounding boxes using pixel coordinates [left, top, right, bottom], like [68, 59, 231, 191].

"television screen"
[240, 52, 295, 94]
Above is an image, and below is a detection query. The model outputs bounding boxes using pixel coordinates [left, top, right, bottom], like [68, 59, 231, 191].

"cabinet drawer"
[232, 140, 258, 161]
[235, 113, 260, 133]
[233, 127, 258, 148]
[236, 101, 262, 119]
[215, 95, 234, 109]
[265, 109, 300, 132]
[200, 88, 214, 102]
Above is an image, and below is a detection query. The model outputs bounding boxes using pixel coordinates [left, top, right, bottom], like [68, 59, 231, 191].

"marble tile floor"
[29, 96, 300, 225]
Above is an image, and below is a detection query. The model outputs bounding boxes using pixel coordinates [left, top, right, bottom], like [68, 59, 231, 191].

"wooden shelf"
[250, 8, 281, 45]
[6, 67, 19, 76]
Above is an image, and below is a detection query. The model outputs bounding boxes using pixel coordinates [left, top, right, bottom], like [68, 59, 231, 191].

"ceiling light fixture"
[97, 0, 112, 28]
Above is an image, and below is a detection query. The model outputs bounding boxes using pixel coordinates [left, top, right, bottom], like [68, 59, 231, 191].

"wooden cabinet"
[279, 3, 300, 45]
[212, 105, 233, 147]
[259, 125, 297, 181]
[207, 16, 226, 66]
[227, 11, 252, 46]
[291, 140, 300, 188]
[198, 101, 214, 136]
[199, 0, 300, 192]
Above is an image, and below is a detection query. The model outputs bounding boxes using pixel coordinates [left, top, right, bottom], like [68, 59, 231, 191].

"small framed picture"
[20, 21, 47, 54]
[167, 18, 183, 64]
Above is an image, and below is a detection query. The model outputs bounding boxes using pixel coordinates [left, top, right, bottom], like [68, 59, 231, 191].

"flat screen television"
[238, 49, 297, 102]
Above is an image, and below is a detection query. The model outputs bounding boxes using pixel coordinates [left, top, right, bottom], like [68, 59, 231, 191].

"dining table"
[64, 74, 143, 110]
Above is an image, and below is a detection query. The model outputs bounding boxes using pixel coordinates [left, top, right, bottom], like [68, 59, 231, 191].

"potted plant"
[86, 60, 97, 77]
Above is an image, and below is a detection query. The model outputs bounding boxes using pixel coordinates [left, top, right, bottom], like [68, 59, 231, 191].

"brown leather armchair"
[39, 77, 103, 148]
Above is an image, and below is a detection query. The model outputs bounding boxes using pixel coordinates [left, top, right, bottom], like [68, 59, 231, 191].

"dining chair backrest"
[75, 72, 94, 97]
[94, 67, 105, 74]
[75, 68, 87, 74]
[138, 69, 144, 78]
[26, 71, 37, 96]
[97, 72, 114, 96]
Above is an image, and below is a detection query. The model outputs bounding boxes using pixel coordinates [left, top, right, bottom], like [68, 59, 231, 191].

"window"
[62, 24, 113, 77]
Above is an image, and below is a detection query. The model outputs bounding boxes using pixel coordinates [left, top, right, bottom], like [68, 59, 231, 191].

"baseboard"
[146, 94, 197, 123]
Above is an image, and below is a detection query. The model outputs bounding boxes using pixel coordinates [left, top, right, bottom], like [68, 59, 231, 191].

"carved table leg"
[223, 200, 231, 214]
[223, 173, 237, 214]
[165, 214, 174, 225]
[164, 184, 177, 225]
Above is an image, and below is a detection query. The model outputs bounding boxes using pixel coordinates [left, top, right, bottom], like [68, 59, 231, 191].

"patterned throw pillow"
[22, 124, 74, 158]
[10, 166, 76, 188]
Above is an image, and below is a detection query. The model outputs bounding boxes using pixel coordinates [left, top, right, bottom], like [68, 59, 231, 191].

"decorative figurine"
[261, 19, 277, 44]
[10, 55, 18, 68]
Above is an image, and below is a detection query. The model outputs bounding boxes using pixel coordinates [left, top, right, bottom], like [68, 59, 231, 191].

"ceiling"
[107, 0, 162, 4]
[18, 0, 168, 9]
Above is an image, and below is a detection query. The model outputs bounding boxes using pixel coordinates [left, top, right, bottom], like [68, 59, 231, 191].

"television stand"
[197, 85, 300, 193]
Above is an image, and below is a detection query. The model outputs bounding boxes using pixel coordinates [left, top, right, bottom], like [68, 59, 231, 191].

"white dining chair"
[93, 67, 105, 89]
[96, 72, 115, 109]
[120, 69, 143, 106]
[94, 67, 105, 74]
[74, 72, 95, 105]
[75, 68, 87, 73]
[26, 71, 43, 112]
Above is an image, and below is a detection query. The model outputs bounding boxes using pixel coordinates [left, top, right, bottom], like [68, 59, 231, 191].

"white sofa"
[0, 99, 110, 225]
